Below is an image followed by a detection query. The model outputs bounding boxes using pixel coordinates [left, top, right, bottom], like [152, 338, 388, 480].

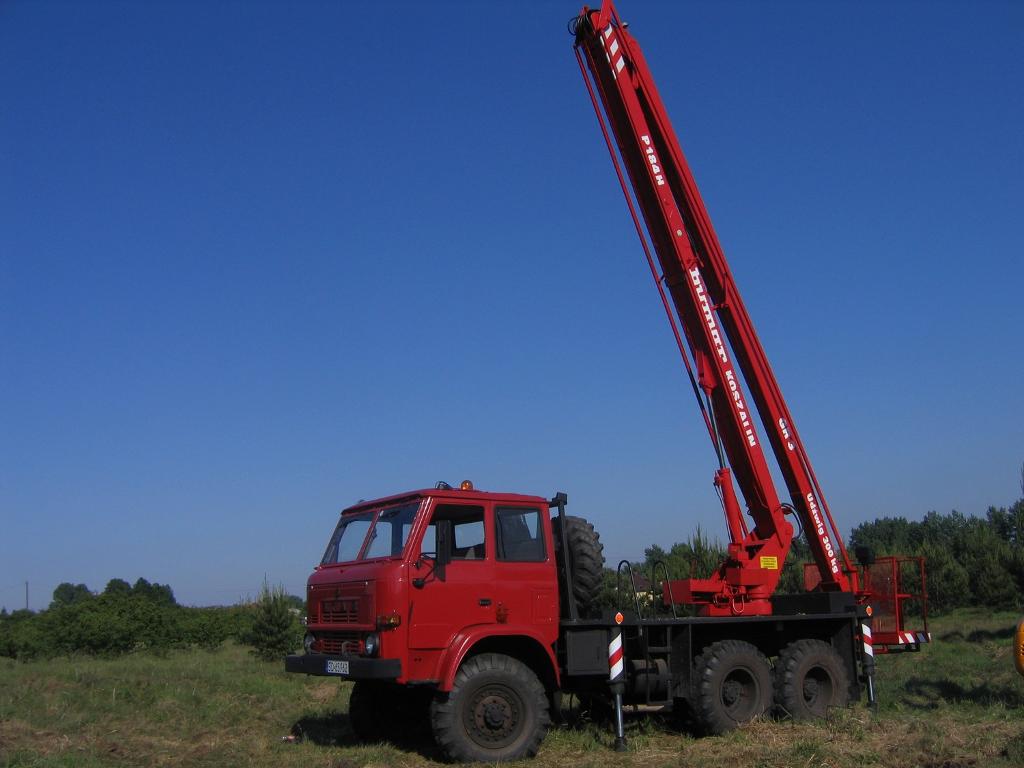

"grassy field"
[2, 608, 1022, 768]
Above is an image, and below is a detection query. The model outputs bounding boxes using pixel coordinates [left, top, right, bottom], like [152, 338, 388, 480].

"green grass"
[2, 610, 1023, 767]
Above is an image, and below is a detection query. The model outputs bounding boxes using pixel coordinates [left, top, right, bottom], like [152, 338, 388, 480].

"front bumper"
[284, 652, 401, 680]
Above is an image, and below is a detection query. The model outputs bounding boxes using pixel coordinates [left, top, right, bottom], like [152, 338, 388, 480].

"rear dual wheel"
[774, 639, 850, 719]
[691, 640, 772, 735]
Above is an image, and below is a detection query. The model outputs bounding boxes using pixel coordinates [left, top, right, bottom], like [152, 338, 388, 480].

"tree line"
[615, 493, 1024, 616]
[0, 577, 303, 661]
[4, 493, 1022, 660]
[848, 497, 1024, 613]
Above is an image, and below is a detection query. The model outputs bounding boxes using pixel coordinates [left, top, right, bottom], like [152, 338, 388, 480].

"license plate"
[326, 659, 349, 676]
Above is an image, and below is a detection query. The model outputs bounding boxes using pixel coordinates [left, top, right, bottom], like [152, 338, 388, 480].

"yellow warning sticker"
[760, 556, 779, 570]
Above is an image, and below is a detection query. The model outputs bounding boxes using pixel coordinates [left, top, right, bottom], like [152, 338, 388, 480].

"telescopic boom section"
[573, 1, 856, 615]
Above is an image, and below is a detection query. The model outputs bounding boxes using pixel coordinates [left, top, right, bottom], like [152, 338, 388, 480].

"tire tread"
[774, 638, 850, 720]
[430, 652, 549, 762]
[690, 639, 771, 735]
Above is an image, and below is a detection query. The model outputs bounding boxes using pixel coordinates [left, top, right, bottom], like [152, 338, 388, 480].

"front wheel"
[430, 653, 550, 762]
[348, 681, 387, 742]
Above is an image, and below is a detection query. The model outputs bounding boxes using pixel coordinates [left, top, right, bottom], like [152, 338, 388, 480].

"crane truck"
[285, 1, 929, 761]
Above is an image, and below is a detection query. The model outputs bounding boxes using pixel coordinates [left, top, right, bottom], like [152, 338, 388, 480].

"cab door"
[491, 505, 558, 635]
[408, 501, 495, 650]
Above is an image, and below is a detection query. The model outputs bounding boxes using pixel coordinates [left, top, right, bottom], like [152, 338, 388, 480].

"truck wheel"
[774, 639, 850, 720]
[430, 653, 550, 762]
[348, 681, 387, 742]
[691, 640, 772, 735]
[552, 515, 605, 618]
[397, 685, 434, 739]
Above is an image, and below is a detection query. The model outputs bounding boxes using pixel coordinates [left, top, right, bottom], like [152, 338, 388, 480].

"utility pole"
[25, 581, 28, 611]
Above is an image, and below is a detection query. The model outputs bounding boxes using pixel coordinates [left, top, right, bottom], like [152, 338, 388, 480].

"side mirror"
[412, 521, 452, 588]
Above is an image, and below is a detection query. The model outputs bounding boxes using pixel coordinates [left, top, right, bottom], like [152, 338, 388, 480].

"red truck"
[285, 1, 928, 761]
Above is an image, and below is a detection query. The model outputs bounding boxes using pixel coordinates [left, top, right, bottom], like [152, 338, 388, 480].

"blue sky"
[2, 0, 1022, 609]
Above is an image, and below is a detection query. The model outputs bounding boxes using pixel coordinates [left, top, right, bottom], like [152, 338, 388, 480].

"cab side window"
[428, 504, 487, 561]
[496, 507, 546, 562]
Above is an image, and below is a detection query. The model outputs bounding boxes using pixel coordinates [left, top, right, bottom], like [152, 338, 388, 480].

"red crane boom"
[573, 1, 857, 616]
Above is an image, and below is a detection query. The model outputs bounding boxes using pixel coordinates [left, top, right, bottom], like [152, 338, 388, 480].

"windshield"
[321, 501, 421, 565]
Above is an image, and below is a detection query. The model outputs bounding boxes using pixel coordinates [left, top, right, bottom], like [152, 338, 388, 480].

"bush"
[0, 578, 263, 661]
[0, 610, 48, 660]
[181, 605, 253, 650]
[244, 583, 302, 661]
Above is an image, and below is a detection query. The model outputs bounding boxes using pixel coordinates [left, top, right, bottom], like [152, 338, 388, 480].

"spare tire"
[551, 515, 605, 618]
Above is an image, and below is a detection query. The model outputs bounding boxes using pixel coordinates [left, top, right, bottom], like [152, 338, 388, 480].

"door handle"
[478, 598, 492, 607]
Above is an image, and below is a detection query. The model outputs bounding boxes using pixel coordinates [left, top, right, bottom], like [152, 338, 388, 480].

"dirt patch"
[0, 718, 56, 752]
[309, 681, 340, 704]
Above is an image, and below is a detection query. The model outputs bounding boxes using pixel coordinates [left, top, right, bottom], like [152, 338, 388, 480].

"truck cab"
[286, 484, 561, 691]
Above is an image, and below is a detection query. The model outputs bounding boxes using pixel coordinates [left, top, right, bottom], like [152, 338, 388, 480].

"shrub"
[0, 610, 48, 660]
[245, 583, 302, 661]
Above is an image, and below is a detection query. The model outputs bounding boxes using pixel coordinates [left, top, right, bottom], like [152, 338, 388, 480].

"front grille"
[319, 598, 359, 623]
[317, 631, 364, 655]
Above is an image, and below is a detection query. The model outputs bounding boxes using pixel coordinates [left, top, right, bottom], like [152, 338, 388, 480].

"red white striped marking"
[609, 630, 624, 681]
[861, 623, 874, 658]
[600, 26, 627, 80]
[898, 631, 931, 644]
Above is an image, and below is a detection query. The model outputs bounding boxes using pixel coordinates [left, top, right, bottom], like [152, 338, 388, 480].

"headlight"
[364, 632, 380, 657]
[303, 633, 316, 653]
